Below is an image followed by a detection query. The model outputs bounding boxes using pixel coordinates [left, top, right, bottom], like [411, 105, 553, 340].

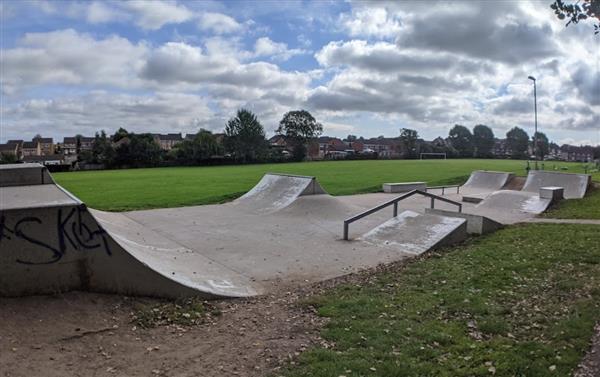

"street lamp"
[528, 75, 538, 170]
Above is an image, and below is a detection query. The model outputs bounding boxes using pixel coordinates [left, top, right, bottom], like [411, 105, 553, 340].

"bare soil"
[0, 286, 327, 377]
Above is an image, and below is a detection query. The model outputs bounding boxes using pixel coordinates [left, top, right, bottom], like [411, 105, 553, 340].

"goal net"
[420, 153, 447, 160]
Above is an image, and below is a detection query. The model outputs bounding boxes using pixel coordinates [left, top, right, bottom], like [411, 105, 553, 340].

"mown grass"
[283, 224, 600, 377]
[543, 186, 600, 219]
[53, 159, 594, 211]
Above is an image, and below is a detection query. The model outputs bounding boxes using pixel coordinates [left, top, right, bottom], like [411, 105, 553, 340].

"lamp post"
[528, 75, 538, 170]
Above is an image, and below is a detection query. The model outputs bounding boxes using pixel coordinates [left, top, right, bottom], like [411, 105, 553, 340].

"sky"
[1, 0, 599, 146]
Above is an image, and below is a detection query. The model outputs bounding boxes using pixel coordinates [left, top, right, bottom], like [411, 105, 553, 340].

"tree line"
[79, 109, 323, 168]
[395, 125, 550, 160]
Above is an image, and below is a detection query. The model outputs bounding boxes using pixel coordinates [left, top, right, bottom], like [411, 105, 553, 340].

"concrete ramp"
[360, 210, 467, 255]
[476, 190, 551, 215]
[522, 170, 591, 199]
[462, 170, 514, 193]
[0, 163, 54, 187]
[231, 173, 326, 214]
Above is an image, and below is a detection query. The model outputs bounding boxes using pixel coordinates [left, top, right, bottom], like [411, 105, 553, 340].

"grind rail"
[343, 190, 462, 240]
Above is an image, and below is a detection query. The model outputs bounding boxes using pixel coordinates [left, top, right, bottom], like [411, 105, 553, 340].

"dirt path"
[575, 323, 600, 377]
[0, 289, 327, 377]
[526, 218, 600, 225]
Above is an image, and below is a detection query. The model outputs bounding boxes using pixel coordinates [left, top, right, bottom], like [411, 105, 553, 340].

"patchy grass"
[131, 298, 220, 328]
[284, 224, 600, 377]
[543, 187, 600, 219]
[53, 159, 593, 211]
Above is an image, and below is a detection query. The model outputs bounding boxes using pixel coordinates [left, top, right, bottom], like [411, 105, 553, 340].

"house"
[363, 138, 399, 158]
[153, 133, 183, 150]
[559, 145, 595, 162]
[62, 136, 95, 156]
[33, 137, 54, 155]
[21, 141, 41, 157]
[493, 139, 510, 158]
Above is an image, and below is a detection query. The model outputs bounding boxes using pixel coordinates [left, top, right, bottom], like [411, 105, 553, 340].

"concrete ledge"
[383, 182, 426, 193]
[425, 208, 503, 235]
[539, 186, 564, 203]
[462, 194, 485, 204]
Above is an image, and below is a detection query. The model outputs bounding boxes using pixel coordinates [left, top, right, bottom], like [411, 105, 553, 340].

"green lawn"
[284, 224, 600, 377]
[543, 187, 600, 219]
[53, 159, 595, 211]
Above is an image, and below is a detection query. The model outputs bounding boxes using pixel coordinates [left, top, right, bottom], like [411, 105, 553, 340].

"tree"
[472, 124, 495, 158]
[0, 152, 18, 164]
[533, 131, 549, 160]
[224, 109, 268, 163]
[113, 133, 162, 168]
[551, 0, 599, 34]
[399, 128, 419, 159]
[172, 129, 223, 164]
[448, 125, 474, 157]
[277, 110, 323, 161]
[506, 127, 530, 159]
[346, 135, 358, 142]
[112, 127, 129, 142]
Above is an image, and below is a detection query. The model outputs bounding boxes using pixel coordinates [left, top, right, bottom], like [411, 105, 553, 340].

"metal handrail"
[426, 185, 460, 195]
[342, 189, 462, 240]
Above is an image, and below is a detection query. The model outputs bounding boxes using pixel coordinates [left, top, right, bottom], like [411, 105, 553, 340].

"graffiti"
[0, 206, 111, 265]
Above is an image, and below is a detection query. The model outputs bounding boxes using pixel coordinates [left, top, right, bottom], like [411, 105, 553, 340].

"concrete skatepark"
[0, 163, 591, 299]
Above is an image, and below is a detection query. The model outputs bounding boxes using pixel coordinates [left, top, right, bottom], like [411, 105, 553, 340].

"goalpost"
[420, 153, 447, 160]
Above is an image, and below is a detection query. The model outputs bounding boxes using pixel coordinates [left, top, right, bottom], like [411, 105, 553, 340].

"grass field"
[53, 159, 596, 211]
[284, 224, 600, 377]
[543, 187, 600, 219]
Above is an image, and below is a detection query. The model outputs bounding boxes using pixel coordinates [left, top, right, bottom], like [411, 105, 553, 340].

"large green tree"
[448, 125, 474, 157]
[277, 110, 323, 161]
[224, 109, 268, 163]
[506, 127, 530, 159]
[532, 131, 550, 160]
[399, 128, 419, 159]
[472, 124, 495, 158]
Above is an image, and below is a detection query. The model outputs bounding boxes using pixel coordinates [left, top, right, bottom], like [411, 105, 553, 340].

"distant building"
[559, 145, 595, 162]
[21, 141, 41, 157]
[22, 154, 65, 165]
[153, 133, 183, 150]
[33, 137, 54, 156]
[62, 136, 95, 156]
[363, 138, 399, 158]
[493, 139, 510, 158]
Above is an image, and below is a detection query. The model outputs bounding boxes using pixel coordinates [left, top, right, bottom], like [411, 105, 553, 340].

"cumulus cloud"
[340, 6, 402, 38]
[198, 12, 242, 34]
[2, 92, 216, 140]
[253, 37, 307, 61]
[1, 29, 147, 93]
[121, 0, 193, 30]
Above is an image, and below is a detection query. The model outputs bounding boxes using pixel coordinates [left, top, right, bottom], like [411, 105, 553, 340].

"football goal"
[420, 153, 447, 160]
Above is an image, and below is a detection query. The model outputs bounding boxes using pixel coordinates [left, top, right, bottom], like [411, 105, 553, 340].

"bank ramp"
[521, 170, 591, 199]
[231, 173, 326, 213]
[462, 170, 514, 193]
[0, 164, 255, 299]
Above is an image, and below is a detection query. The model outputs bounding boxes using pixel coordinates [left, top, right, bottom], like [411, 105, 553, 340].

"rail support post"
[430, 197, 435, 209]
[393, 202, 398, 217]
[343, 222, 349, 241]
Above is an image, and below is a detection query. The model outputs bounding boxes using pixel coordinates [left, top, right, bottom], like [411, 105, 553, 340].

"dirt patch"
[575, 323, 600, 377]
[0, 287, 327, 377]
[503, 175, 525, 190]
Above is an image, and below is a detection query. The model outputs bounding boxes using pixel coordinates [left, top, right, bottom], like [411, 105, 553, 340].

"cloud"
[1, 29, 147, 93]
[2, 92, 216, 139]
[121, 0, 193, 30]
[198, 12, 242, 34]
[395, 2, 559, 64]
[340, 6, 402, 38]
[253, 37, 307, 61]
